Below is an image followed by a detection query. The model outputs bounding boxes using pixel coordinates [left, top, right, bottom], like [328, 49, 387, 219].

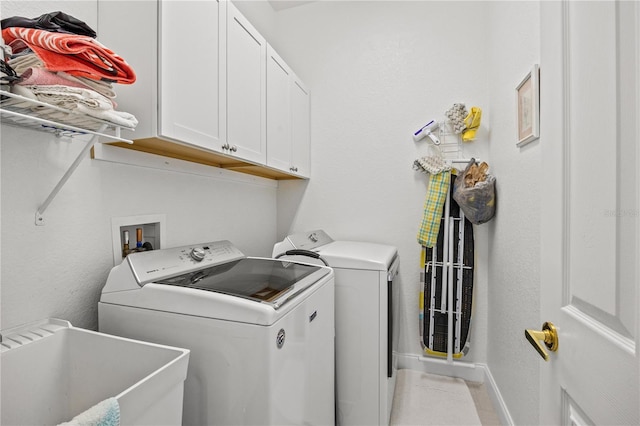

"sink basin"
[1, 319, 189, 426]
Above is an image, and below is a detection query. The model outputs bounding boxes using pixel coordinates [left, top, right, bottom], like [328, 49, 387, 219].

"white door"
[538, 1, 639, 424]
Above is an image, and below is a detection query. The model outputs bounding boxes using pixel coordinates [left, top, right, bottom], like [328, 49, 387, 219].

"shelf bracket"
[35, 124, 107, 226]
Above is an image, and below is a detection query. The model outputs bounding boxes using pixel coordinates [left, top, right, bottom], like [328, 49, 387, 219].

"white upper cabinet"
[290, 76, 310, 177]
[266, 45, 310, 178]
[98, 0, 306, 179]
[226, 1, 267, 164]
[266, 46, 292, 172]
[98, 0, 226, 151]
[159, 0, 226, 150]
[97, 1, 157, 142]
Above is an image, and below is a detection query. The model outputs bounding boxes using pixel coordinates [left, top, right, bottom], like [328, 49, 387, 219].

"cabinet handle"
[230, 145, 238, 153]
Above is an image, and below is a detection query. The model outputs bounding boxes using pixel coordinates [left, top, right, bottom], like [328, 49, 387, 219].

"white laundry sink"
[0, 318, 189, 426]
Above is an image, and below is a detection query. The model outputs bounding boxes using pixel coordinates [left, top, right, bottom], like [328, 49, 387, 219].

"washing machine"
[99, 240, 335, 426]
[273, 230, 400, 426]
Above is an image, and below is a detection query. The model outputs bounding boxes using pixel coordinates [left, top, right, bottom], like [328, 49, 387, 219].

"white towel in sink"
[58, 397, 120, 426]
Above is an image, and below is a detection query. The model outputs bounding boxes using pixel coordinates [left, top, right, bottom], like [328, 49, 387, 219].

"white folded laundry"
[29, 85, 115, 110]
[57, 71, 117, 100]
[11, 84, 138, 129]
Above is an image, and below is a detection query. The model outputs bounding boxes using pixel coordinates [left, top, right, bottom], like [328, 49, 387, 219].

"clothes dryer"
[273, 230, 400, 426]
[99, 240, 334, 426]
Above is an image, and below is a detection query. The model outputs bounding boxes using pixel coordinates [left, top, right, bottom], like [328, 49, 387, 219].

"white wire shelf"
[1, 88, 136, 225]
[0, 89, 134, 143]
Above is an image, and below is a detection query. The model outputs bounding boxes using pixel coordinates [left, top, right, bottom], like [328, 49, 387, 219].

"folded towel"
[18, 67, 117, 107]
[462, 106, 482, 141]
[8, 54, 117, 100]
[58, 71, 117, 100]
[18, 66, 84, 87]
[413, 155, 452, 175]
[445, 103, 468, 134]
[58, 397, 120, 426]
[11, 84, 138, 129]
[1, 11, 97, 38]
[2, 27, 136, 84]
[417, 171, 451, 248]
[31, 86, 137, 128]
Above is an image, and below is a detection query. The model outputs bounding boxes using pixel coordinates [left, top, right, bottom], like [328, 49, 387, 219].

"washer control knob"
[190, 247, 206, 262]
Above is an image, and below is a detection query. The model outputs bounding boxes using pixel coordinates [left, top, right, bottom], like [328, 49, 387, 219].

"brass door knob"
[525, 321, 559, 361]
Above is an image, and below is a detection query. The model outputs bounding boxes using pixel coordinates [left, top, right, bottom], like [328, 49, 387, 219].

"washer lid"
[155, 257, 326, 309]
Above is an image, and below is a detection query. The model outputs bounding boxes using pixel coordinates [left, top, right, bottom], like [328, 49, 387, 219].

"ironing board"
[420, 172, 474, 358]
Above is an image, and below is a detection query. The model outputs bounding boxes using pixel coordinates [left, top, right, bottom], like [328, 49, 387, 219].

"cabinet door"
[98, 0, 158, 142]
[291, 76, 310, 178]
[159, 0, 226, 151]
[266, 45, 292, 172]
[226, 2, 266, 164]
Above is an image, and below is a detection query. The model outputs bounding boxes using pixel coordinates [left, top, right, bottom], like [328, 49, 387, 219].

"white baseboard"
[481, 363, 515, 426]
[396, 353, 514, 425]
[396, 352, 485, 382]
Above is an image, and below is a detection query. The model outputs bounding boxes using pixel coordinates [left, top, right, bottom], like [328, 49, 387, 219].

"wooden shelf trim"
[105, 137, 303, 180]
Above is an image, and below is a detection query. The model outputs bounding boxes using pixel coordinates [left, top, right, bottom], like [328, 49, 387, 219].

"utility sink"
[0, 319, 189, 425]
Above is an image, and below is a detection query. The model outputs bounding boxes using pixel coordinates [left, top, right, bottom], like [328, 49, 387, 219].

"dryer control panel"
[128, 240, 246, 285]
[274, 229, 334, 255]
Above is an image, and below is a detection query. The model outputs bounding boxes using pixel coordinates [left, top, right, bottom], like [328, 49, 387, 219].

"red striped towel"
[2, 27, 135, 84]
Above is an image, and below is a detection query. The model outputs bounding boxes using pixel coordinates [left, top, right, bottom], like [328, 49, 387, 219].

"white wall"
[263, 1, 542, 424]
[265, 1, 491, 362]
[485, 2, 541, 425]
[0, 127, 278, 330]
[0, 1, 278, 331]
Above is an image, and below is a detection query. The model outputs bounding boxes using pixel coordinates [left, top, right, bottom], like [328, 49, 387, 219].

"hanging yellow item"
[462, 106, 482, 141]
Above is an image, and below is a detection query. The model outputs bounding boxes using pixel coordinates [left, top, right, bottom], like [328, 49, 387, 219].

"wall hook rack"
[413, 119, 467, 162]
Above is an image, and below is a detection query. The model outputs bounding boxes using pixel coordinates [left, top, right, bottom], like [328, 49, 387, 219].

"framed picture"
[516, 64, 540, 147]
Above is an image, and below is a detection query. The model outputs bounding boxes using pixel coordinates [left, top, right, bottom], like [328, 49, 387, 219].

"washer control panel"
[189, 247, 206, 262]
[128, 240, 246, 285]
